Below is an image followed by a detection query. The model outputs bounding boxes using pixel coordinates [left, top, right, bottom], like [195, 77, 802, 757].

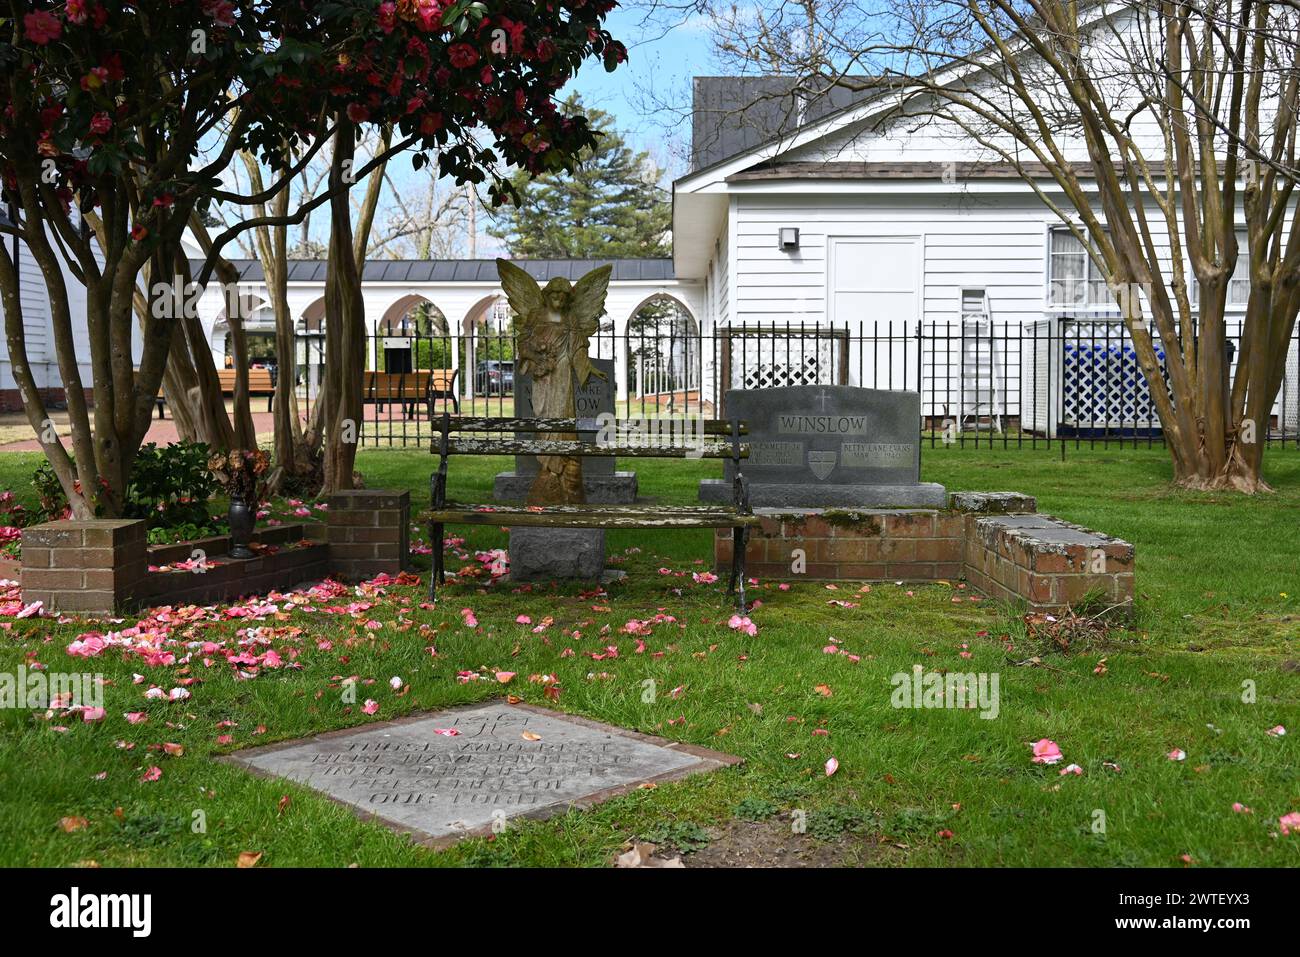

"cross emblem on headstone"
[815, 388, 832, 412]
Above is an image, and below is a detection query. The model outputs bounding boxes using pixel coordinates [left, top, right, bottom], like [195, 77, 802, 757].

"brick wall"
[18, 488, 412, 614]
[963, 514, 1134, 614]
[326, 489, 411, 581]
[718, 509, 966, 582]
[20, 519, 147, 614]
[715, 492, 1134, 616]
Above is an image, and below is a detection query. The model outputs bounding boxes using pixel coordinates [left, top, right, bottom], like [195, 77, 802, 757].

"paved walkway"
[0, 410, 278, 452]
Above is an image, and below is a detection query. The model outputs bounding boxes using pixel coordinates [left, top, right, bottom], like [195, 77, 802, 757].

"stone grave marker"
[699, 384, 946, 507]
[493, 356, 637, 504]
[227, 701, 738, 846]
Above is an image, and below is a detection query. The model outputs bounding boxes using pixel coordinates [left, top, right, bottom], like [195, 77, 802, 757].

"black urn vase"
[227, 496, 255, 559]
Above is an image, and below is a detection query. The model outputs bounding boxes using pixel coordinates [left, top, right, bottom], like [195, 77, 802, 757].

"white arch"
[623, 294, 702, 407]
[375, 293, 450, 335]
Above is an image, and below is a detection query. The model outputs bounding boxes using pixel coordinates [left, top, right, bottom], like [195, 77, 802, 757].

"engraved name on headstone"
[699, 385, 946, 507]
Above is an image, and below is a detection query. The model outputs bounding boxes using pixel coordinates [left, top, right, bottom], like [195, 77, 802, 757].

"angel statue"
[496, 259, 613, 506]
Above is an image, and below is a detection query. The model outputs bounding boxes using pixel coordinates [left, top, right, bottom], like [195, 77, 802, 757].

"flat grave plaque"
[227, 701, 739, 846]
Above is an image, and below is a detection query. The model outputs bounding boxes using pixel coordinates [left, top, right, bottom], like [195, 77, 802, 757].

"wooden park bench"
[423, 413, 759, 612]
[217, 368, 276, 411]
[147, 368, 274, 419]
[363, 369, 460, 417]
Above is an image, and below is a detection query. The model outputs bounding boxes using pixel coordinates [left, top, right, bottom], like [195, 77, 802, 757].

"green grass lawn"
[0, 445, 1296, 867]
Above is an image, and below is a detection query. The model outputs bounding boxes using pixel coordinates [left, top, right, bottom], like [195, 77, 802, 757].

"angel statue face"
[541, 277, 572, 316]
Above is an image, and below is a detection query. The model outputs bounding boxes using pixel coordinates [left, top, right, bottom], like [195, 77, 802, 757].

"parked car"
[475, 360, 514, 395]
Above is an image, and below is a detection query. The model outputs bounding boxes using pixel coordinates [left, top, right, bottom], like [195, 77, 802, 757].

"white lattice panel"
[727, 334, 841, 390]
[1061, 320, 1170, 428]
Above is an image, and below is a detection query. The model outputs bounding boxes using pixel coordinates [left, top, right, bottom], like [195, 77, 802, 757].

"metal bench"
[423, 413, 758, 612]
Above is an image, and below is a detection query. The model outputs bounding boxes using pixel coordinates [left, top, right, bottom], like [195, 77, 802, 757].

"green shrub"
[34, 440, 221, 533]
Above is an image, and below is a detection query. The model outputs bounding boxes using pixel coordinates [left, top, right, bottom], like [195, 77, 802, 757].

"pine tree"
[490, 97, 670, 258]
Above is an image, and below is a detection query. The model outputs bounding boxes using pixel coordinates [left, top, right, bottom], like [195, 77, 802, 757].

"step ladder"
[959, 289, 1004, 433]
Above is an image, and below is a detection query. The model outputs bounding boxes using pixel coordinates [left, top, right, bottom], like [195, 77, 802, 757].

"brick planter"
[20, 519, 148, 613]
[717, 491, 1134, 616]
[19, 488, 412, 615]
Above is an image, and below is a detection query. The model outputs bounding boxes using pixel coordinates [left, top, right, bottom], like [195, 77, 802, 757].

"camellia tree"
[0, 0, 625, 515]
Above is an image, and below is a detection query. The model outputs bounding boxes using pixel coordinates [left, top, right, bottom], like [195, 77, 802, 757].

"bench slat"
[447, 417, 746, 435]
[443, 438, 746, 459]
[424, 505, 760, 529]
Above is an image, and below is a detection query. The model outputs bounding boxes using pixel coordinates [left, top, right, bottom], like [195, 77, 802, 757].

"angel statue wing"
[496, 258, 545, 331]
[567, 264, 613, 386]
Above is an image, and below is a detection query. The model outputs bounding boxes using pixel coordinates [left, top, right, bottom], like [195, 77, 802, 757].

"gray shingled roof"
[691, 76, 881, 172]
[191, 258, 675, 283]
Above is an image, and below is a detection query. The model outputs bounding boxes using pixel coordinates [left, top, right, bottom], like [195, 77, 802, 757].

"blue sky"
[567, 5, 719, 176]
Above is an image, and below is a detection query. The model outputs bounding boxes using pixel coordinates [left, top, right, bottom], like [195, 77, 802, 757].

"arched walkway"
[622, 293, 701, 409]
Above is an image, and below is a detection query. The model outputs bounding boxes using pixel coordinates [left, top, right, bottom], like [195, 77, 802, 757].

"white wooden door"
[828, 236, 921, 389]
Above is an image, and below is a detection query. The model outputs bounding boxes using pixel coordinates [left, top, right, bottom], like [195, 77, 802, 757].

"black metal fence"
[291, 318, 1300, 451]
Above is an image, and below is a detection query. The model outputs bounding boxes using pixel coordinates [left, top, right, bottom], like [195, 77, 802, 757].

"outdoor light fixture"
[778, 227, 800, 250]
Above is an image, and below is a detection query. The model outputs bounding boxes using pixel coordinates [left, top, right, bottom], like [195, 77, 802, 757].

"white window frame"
[1046, 226, 1113, 311]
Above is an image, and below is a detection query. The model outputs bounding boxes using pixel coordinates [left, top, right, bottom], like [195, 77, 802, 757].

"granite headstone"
[699, 385, 946, 507]
[227, 702, 737, 845]
[493, 356, 637, 504]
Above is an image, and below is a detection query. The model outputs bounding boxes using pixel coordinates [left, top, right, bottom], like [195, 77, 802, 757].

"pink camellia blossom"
[88, 112, 113, 136]
[1168, 748, 1187, 761]
[168, 687, 190, 702]
[24, 10, 62, 45]
[460, 608, 478, 628]
[728, 614, 758, 637]
[432, 728, 460, 737]
[124, 712, 147, 724]
[81, 707, 106, 723]
[1059, 763, 1083, 776]
[1279, 812, 1300, 836]
[494, 671, 515, 684]
[692, 572, 718, 585]
[67, 634, 106, 658]
[362, 699, 379, 715]
[1232, 803, 1252, 814]
[824, 756, 839, 777]
[1030, 738, 1064, 765]
[377, 1, 397, 33]
[516, 615, 532, 625]
[1266, 725, 1287, 737]
[140, 766, 163, 783]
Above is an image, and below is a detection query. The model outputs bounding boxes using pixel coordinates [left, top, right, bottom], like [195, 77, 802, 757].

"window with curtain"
[1048, 228, 1111, 308]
